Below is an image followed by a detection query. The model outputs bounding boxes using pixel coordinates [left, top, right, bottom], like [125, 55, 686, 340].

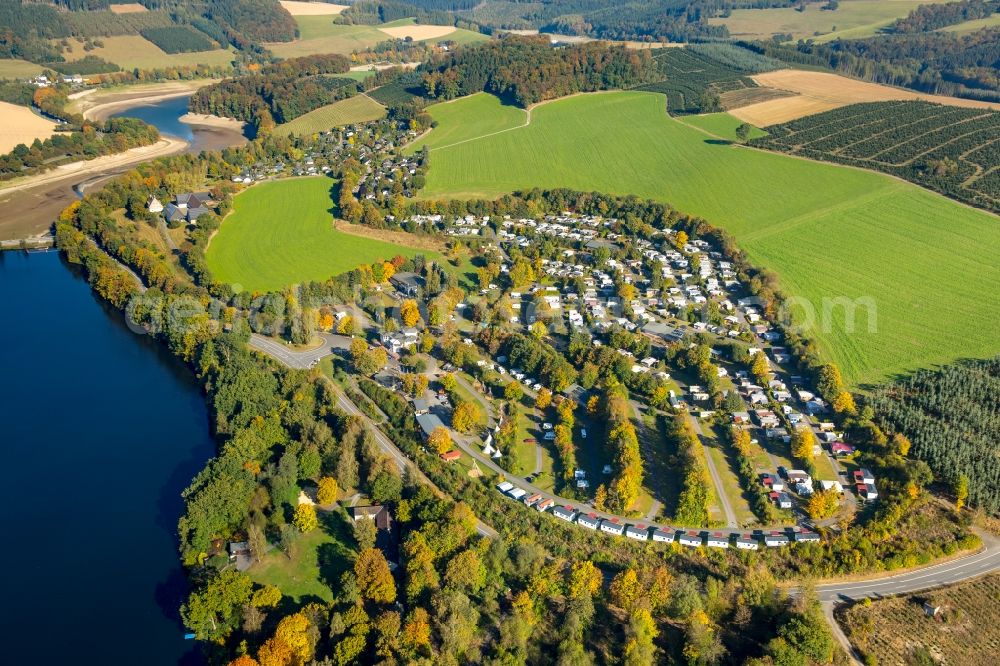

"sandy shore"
[179, 112, 246, 132]
[73, 80, 219, 121]
[0, 137, 187, 196]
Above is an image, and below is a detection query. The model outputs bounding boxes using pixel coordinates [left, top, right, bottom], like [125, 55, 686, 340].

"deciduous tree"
[293, 503, 318, 533]
[355, 547, 397, 604]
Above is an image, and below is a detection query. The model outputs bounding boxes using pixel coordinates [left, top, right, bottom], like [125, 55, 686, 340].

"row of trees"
[596, 381, 644, 513]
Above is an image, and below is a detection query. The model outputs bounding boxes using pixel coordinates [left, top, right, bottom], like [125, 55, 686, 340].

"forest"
[420, 34, 659, 107]
[866, 358, 1000, 515]
[743, 27, 1000, 103]
[189, 54, 355, 131]
[140, 25, 218, 53]
[890, 0, 999, 33]
[754, 101, 1000, 214]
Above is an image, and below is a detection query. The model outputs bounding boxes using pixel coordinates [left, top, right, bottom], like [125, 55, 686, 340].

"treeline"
[595, 381, 643, 514]
[742, 29, 1000, 102]
[891, 0, 999, 33]
[867, 358, 1000, 514]
[189, 54, 354, 131]
[421, 34, 659, 107]
[668, 414, 712, 527]
[205, 0, 296, 43]
[339, 0, 479, 27]
[0, 1, 69, 64]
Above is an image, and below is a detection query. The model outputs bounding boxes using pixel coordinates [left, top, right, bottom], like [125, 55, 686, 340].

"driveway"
[249, 332, 352, 370]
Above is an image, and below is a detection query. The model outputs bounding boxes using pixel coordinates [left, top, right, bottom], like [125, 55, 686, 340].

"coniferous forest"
[867, 358, 1000, 514]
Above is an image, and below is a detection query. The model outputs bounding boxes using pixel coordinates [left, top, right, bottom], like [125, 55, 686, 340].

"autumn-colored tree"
[402, 607, 432, 653]
[624, 607, 658, 666]
[350, 337, 368, 362]
[750, 351, 770, 382]
[336, 315, 355, 336]
[318, 312, 334, 332]
[400, 300, 420, 327]
[428, 426, 452, 455]
[892, 433, 912, 457]
[806, 489, 839, 520]
[227, 656, 260, 666]
[504, 381, 524, 403]
[509, 259, 535, 287]
[317, 476, 339, 505]
[535, 388, 553, 410]
[618, 282, 637, 302]
[441, 373, 458, 393]
[251, 585, 282, 609]
[567, 560, 602, 599]
[275, 612, 313, 663]
[587, 395, 600, 415]
[593, 484, 608, 511]
[674, 230, 689, 249]
[955, 473, 969, 510]
[832, 390, 857, 415]
[610, 568, 641, 609]
[530, 320, 548, 339]
[443, 548, 486, 593]
[355, 547, 397, 604]
[293, 503, 318, 533]
[791, 427, 816, 466]
[452, 401, 481, 433]
[257, 637, 293, 666]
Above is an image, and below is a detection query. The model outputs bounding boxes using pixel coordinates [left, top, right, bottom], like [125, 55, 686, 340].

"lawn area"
[707, 0, 950, 42]
[679, 112, 768, 141]
[0, 59, 45, 79]
[56, 35, 234, 71]
[206, 177, 442, 292]
[703, 425, 757, 526]
[413, 91, 1000, 387]
[277, 95, 386, 135]
[248, 510, 355, 604]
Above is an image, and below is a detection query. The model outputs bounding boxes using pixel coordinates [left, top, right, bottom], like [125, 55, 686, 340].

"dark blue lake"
[0, 251, 212, 664]
[113, 95, 195, 142]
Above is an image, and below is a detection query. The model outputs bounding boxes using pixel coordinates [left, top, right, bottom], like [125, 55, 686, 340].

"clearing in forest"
[731, 69, 1000, 126]
[411, 90, 1000, 386]
[206, 177, 440, 292]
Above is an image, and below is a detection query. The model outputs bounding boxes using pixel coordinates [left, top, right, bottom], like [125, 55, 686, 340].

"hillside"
[409, 90, 1000, 386]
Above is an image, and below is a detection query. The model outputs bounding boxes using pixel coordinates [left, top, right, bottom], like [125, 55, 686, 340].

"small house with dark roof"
[389, 271, 424, 296]
[794, 530, 820, 543]
[552, 505, 576, 522]
[706, 532, 729, 549]
[764, 532, 789, 547]
[625, 524, 649, 541]
[652, 528, 673, 543]
[600, 519, 625, 536]
[576, 513, 600, 530]
[349, 505, 398, 565]
[735, 534, 758, 550]
[678, 531, 702, 547]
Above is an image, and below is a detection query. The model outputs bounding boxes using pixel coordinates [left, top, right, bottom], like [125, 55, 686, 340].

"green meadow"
[277, 95, 386, 136]
[413, 91, 1000, 386]
[206, 177, 438, 292]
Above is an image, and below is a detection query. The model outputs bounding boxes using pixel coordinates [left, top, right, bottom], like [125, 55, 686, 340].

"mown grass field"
[277, 95, 385, 135]
[56, 35, 234, 71]
[207, 177, 441, 292]
[0, 59, 45, 79]
[939, 13, 1000, 33]
[408, 92, 526, 151]
[413, 91, 1000, 386]
[708, 0, 950, 42]
[678, 112, 768, 141]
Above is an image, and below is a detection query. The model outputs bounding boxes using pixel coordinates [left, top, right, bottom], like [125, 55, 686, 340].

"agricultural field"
[708, 0, 950, 42]
[838, 573, 1000, 665]
[279, 1, 347, 15]
[277, 94, 386, 135]
[366, 73, 425, 106]
[108, 3, 148, 13]
[0, 101, 58, 154]
[411, 90, 1000, 386]
[730, 69, 1000, 126]
[206, 177, 440, 292]
[267, 17, 485, 58]
[0, 59, 45, 79]
[755, 101, 1000, 213]
[55, 35, 234, 71]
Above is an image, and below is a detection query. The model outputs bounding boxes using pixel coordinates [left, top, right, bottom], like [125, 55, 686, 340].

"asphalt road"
[249, 332, 352, 369]
[817, 530, 1000, 602]
[688, 414, 739, 528]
